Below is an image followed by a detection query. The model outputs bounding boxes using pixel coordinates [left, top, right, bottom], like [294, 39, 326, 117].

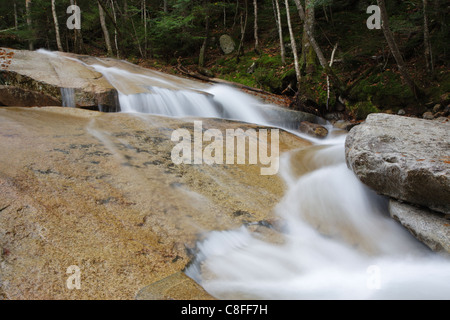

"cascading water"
[185, 145, 450, 300]
[56, 52, 450, 299]
[61, 87, 76, 108]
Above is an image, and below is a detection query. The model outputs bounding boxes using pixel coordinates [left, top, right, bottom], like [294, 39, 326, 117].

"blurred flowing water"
[61, 52, 450, 299]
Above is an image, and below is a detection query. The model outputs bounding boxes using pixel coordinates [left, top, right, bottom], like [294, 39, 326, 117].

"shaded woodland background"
[0, 0, 449, 119]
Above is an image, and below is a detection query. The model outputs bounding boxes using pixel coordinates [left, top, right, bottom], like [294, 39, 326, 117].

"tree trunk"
[14, 1, 18, 30]
[273, 0, 286, 64]
[284, 0, 301, 88]
[26, 0, 34, 50]
[292, 0, 305, 20]
[253, 0, 260, 54]
[51, 0, 64, 51]
[236, 0, 248, 63]
[377, 0, 422, 99]
[199, 3, 211, 68]
[143, 0, 148, 58]
[98, 0, 113, 56]
[423, 0, 433, 76]
[111, 0, 120, 58]
[70, 0, 84, 53]
[301, 0, 317, 75]
[293, 0, 345, 94]
[163, 0, 168, 13]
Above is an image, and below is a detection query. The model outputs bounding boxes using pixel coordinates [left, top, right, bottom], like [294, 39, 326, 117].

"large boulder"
[219, 35, 236, 54]
[0, 107, 310, 300]
[346, 113, 450, 215]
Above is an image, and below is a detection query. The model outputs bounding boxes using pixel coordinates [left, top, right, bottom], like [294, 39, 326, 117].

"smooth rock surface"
[389, 200, 450, 255]
[0, 107, 310, 300]
[346, 113, 450, 214]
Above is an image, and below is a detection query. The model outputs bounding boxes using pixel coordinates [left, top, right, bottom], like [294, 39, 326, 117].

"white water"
[61, 88, 76, 108]
[186, 145, 450, 300]
[48, 51, 450, 300]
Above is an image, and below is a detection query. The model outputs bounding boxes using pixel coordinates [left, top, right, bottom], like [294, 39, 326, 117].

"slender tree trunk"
[98, 0, 113, 56]
[14, 1, 18, 30]
[199, 3, 211, 68]
[292, 0, 305, 20]
[51, 0, 64, 51]
[423, 0, 433, 75]
[130, 13, 144, 58]
[26, 0, 34, 50]
[111, 0, 119, 58]
[143, 0, 148, 58]
[253, 0, 260, 54]
[284, 0, 301, 88]
[163, 0, 168, 13]
[236, 0, 248, 63]
[273, 0, 286, 64]
[377, 0, 422, 99]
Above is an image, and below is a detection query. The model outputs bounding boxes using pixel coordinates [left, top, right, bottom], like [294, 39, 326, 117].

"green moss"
[350, 70, 415, 110]
[348, 101, 380, 120]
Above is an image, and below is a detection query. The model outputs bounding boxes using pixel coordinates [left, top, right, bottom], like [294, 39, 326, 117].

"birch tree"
[284, 0, 301, 88]
[272, 0, 286, 65]
[51, 0, 64, 51]
[98, 0, 113, 56]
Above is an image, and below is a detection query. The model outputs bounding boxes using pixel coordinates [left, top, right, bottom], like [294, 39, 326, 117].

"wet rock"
[136, 272, 215, 300]
[219, 35, 236, 54]
[0, 107, 310, 300]
[389, 200, 449, 255]
[333, 120, 354, 131]
[346, 113, 450, 215]
[299, 121, 329, 138]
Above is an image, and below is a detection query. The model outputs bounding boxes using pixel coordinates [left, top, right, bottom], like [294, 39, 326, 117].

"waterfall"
[64, 53, 450, 299]
[185, 142, 450, 300]
[61, 88, 76, 108]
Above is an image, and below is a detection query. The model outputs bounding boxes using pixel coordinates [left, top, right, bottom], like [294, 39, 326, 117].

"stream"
[52, 51, 450, 300]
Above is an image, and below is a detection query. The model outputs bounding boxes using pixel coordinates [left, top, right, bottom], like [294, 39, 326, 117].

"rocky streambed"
[0, 107, 309, 300]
